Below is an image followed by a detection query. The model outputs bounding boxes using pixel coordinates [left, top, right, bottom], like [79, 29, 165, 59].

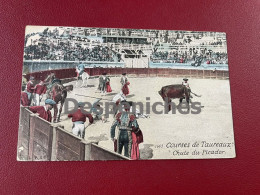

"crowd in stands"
[151, 50, 228, 64]
[24, 40, 115, 62]
[24, 27, 227, 64]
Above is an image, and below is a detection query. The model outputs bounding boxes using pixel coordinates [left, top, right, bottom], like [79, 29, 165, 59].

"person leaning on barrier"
[29, 99, 56, 122]
[68, 102, 93, 139]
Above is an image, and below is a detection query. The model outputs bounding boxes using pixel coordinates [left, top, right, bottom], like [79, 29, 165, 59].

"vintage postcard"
[17, 25, 235, 161]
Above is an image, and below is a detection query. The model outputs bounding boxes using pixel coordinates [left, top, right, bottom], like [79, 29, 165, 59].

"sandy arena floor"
[48, 76, 235, 160]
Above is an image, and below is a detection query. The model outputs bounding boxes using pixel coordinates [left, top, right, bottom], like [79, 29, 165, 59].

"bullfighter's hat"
[122, 73, 126, 75]
[183, 78, 188, 81]
[102, 72, 107, 75]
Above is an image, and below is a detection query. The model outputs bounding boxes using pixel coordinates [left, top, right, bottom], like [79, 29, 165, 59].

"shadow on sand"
[88, 133, 109, 143]
[126, 94, 135, 98]
[140, 144, 154, 159]
[105, 92, 117, 96]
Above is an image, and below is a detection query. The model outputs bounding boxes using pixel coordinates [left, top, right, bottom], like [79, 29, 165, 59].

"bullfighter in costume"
[29, 99, 56, 122]
[120, 73, 128, 87]
[25, 76, 35, 105]
[122, 81, 130, 96]
[182, 78, 192, 98]
[110, 101, 140, 158]
[22, 73, 27, 86]
[97, 75, 103, 92]
[33, 80, 47, 106]
[68, 102, 93, 139]
[182, 78, 190, 88]
[21, 92, 30, 106]
[106, 76, 112, 93]
[100, 73, 109, 95]
[112, 91, 127, 117]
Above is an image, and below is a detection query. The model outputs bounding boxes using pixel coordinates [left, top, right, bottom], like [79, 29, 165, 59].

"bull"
[158, 84, 191, 112]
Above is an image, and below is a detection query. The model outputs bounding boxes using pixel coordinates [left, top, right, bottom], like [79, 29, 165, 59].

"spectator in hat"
[68, 102, 93, 139]
[29, 99, 56, 122]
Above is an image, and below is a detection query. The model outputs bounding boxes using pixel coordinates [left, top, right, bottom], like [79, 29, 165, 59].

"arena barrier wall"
[28, 113, 53, 161]
[17, 107, 129, 161]
[85, 143, 130, 161]
[17, 106, 32, 160]
[55, 127, 85, 161]
[23, 61, 125, 74]
[25, 67, 229, 82]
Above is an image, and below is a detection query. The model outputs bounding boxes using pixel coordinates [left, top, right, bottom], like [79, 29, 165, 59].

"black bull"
[158, 85, 191, 111]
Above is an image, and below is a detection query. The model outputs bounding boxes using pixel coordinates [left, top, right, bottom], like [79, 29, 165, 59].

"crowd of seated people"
[151, 51, 228, 64]
[24, 42, 115, 62]
[24, 28, 227, 65]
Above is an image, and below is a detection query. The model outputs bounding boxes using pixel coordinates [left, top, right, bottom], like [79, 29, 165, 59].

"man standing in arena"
[29, 99, 56, 122]
[182, 78, 192, 98]
[120, 73, 128, 87]
[112, 91, 127, 117]
[96, 75, 103, 92]
[110, 101, 139, 158]
[68, 102, 93, 139]
[101, 73, 109, 95]
[182, 78, 190, 88]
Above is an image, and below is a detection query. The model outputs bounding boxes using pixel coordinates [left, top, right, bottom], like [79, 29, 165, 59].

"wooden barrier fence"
[25, 67, 229, 81]
[17, 106, 129, 161]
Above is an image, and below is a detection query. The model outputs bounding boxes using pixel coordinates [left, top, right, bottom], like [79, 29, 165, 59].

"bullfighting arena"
[49, 76, 235, 160]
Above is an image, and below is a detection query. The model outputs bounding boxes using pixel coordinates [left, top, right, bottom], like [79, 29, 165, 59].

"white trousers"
[33, 94, 41, 106]
[72, 123, 85, 139]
